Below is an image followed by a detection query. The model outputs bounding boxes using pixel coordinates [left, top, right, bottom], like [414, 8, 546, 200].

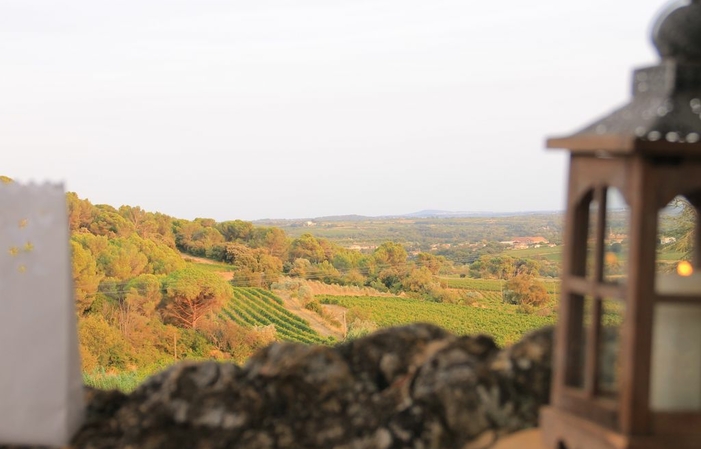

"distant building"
[348, 244, 377, 252]
[507, 236, 549, 249]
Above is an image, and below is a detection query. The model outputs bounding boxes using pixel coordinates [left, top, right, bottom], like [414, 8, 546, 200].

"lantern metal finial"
[653, 0, 701, 63]
[547, 0, 701, 153]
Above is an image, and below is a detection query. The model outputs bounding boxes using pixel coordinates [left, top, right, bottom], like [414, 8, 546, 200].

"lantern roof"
[548, 0, 701, 156]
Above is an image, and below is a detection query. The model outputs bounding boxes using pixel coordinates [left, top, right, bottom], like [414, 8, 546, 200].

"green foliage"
[217, 220, 255, 242]
[469, 254, 541, 280]
[503, 274, 549, 311]
[416, 252, 444, 274]
[83, 366, 160, 393]
[289, 233, 326, 263]
[216, 243, 283, 287]
[177, 327, 216, 358]
[99, 237, 149, 280]
[71, 240, 104, 313]
[79, 314, 133, 370]
[89, 204, 136, 237]
[67, 192, 94, 231]
[345, 318, 378, 340]
[175, 219, 226, 257]
[373, 241, 408, 267]
[162, 267, 233, 329]
[199, 317, 276, 363]
[304, 299, 323, 314]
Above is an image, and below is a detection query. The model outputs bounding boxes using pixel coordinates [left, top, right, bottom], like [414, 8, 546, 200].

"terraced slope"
[222, 287, 331, 344]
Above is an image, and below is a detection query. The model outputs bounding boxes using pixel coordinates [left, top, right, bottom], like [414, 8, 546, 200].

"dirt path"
[180, 252, 218, 265]
[274, 291, 345, 340]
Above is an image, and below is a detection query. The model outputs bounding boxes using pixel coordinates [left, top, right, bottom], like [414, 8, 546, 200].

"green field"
[441, 277, 503, 291]
[84, 368, 155, 392]
[319, 295, 554, 346]
[191, 261, 237, 272]
[223, 287, 331, 344]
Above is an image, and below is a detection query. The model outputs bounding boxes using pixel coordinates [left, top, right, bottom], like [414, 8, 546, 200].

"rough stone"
[3, 324, 553, 449]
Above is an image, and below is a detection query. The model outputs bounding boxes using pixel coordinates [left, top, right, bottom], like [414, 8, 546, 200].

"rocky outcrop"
[9, 324, 553, 449]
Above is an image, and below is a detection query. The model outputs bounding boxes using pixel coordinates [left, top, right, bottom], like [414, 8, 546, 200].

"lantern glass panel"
[650, 302, 701, 411]
[597, 299, 624, 398]
[586, 199, 599, 280]
[603, 189, 629, 285]
[655, 195, 695, 281]
[651, 195, 701, 411]
[566, 295, 594, 389]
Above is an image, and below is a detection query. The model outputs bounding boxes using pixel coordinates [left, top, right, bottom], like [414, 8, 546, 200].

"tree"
[130, 234, 185, 274]
[88, 204, 136, 237]
[250, 226, 289, 258]
[289, 233, 326, 263]
[174, 220, 225, 256]
[100, 238, 149, 280]
[78, 314, 132, 370]
[289, 258, 312, 278]
[71, 240, 104, 314]
[503, 274, 549, 309]
[217, 220, 254, 242]
[416, 252, 444, 275]
[470, 255, 526, 279]
[66, 192, 95, 232]
[120, 274, 163, 334]
[162, 268, 232, 329]
[373, 242, 408, 267]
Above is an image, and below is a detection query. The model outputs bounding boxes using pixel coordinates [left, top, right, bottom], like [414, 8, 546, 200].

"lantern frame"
[541, 3, 701, 447]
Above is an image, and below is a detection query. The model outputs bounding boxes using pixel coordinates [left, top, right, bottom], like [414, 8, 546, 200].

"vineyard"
[223, 287, 332, 345]
[319, 295, 555, 346]
[441, 277, 504, 291]
[441, 276, 560, 293]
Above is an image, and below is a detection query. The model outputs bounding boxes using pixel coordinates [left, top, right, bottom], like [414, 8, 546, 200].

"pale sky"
[1, 0, 665, 221]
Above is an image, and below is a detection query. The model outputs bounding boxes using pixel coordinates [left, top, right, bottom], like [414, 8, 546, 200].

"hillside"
[223, 288, 331, 345]
[0, 182, 579, 391]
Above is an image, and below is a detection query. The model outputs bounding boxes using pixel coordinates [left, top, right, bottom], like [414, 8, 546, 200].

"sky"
[1, 0, 666, 221]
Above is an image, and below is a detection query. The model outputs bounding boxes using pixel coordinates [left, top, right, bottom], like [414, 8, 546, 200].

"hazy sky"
[2, 0, 665, 220]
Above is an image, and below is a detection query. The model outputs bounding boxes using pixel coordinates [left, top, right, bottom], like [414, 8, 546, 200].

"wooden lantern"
[541, 2, 701, 448]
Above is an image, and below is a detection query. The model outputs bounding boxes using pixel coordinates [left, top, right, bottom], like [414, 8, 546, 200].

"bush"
[304, 300, 323, 314]
[503, 274, 548, 308]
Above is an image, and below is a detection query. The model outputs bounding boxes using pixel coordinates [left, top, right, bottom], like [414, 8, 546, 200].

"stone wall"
[7, 323, 553, 449]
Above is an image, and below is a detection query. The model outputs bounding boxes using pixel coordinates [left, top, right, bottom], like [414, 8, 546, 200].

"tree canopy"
[162, 267, 233, 330]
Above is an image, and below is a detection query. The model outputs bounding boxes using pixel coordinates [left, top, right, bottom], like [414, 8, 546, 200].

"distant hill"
[255, 210, 563, 225]
[401, 210, 511, 218]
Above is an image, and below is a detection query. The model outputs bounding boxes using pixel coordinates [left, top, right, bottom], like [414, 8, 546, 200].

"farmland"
[223, 287, 331, 345]
[319, 295, 554, 346]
